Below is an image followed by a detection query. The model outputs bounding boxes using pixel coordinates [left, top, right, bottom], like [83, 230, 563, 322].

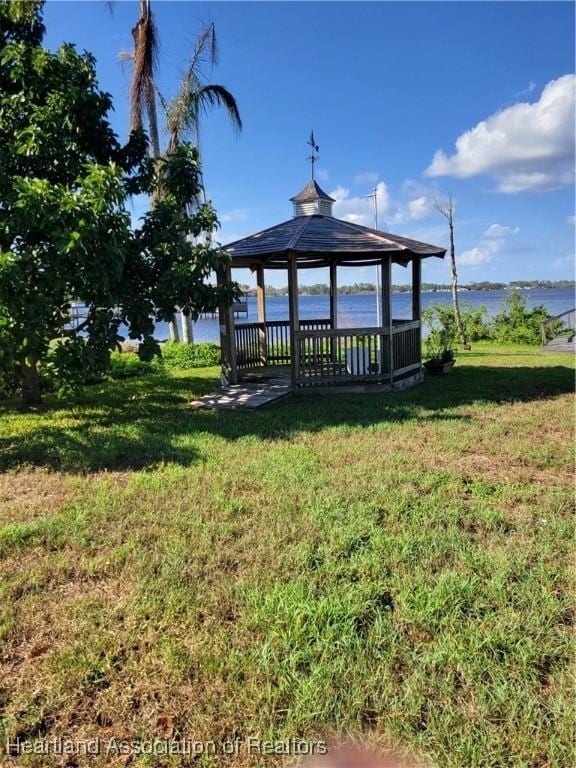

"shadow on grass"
[0, 362, 573, 472]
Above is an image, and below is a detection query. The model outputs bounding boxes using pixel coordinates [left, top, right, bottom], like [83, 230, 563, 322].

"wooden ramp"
[543, 333, 575, 354]
[191, 378, 291, 410]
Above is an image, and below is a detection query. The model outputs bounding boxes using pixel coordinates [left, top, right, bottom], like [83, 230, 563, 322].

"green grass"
[0, 344, 573, 767]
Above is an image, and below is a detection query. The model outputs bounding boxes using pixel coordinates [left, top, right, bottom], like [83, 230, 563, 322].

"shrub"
[423, 302, 491, 345]
[160, 341, 220, 369]
[492, 291, 550, 346]
[108, 352, 156, 380]
[423, 295, 553, 348]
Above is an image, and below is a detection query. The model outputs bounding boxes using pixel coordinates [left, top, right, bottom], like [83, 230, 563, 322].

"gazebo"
[217, 180, 446, 393]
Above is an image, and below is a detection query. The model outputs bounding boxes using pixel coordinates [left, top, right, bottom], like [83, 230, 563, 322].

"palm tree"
[126, 10, 241, 343]
[165, 23, 242, 159]
[161, 22, 242, 342]
[126, 0, 181, 340]
[129, 0, 161, 157]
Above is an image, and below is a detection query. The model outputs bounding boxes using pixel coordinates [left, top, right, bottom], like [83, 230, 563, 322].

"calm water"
[154, 287, 575, 342]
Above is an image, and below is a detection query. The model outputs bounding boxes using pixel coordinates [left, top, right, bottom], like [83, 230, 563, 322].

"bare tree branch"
[434, 193, 470, 349]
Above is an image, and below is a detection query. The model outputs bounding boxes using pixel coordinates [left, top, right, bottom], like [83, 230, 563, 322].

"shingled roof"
[289, 180, 335, 203]
[223, 214, 446, 269]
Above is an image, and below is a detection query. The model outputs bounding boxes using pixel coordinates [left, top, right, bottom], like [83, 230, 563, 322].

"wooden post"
[412, 258, 421, 321]
[329, 261, 337, 364]
[380, 256, 393, 381]
[412, 257, 422, 373]
[287, 253, 300, 389]
[217, 265, 238, 384]
[329, 261, 338, 329]
[256, 265, 267, 365]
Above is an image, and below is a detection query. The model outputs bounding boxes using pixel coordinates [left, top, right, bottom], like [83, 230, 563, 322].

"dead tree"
[435, 195, 469, 349]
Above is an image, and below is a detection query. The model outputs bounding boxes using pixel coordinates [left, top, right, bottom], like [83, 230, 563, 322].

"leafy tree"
[0, 1, 236, 406]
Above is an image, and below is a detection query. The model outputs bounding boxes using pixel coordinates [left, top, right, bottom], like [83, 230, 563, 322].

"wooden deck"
[190, 376, 291, 410]
[191, 367, 424, 410]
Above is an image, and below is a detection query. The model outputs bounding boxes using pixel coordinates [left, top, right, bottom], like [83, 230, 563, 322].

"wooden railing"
[235, 319, 421, 384]
[295, 321, 420, 386]
[235, 319, 331, 369]
[540, 308, 575, 346]
[392, 320, 421, 375]
[235, 323, 262, 368]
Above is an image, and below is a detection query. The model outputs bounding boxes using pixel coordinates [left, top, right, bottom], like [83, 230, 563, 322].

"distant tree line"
[238, 280, 575, 296]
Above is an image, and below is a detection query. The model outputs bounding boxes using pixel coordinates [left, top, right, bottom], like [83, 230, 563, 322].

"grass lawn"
[0, 344, 574, 767]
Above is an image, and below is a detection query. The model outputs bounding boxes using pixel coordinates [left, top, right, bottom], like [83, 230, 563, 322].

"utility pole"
[366, 186, 381, 325]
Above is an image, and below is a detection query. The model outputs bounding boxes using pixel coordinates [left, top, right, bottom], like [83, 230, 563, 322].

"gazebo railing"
[392, 320, 421, 375]
[294, 321, 420, 385]
[235, 319, 331, 369]
[234, 319, 421, 383]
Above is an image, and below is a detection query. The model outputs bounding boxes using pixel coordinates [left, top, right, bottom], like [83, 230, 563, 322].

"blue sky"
[44, 1, 575, 287]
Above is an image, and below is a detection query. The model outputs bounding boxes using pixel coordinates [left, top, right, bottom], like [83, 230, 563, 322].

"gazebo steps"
[190, 378, 291, 410]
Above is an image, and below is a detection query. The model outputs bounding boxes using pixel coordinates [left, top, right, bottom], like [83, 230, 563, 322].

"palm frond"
[196, 84, 242, 132]
[129, 0, 160, 151]
[186, 22, 218, 80]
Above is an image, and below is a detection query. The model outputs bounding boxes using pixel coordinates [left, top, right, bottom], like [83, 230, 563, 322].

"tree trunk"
[448, 214, 469, 349]
[181, 311, 193, 344]
[21, 362, 42, 408]
[168, 317, 180, 342]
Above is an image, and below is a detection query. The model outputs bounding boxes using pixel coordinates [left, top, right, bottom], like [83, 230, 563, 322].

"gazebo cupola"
[290, 180, 335, 217]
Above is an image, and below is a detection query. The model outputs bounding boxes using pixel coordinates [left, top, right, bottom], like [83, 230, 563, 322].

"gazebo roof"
[290, 180, 335, 203]
[223, 214, 446, 269]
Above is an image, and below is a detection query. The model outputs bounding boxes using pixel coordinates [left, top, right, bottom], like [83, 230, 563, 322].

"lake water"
[154, 287, 575, 343]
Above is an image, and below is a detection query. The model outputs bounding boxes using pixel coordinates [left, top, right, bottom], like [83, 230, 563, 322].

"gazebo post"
[329, 261, 338, 329]
[256, 264, 267, 365]
[412, 258, 422, 373]
[217, 265, 238, 385]
[412, 258, 421, 321]
[380, 255, 393, 383]
[287, 252, 300, 389]
[329, 261, 338, 362]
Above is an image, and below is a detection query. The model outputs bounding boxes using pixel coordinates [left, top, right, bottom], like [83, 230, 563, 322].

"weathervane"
[307, 130, 319, 180]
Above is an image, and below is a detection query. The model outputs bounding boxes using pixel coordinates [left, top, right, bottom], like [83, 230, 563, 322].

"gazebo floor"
[191, 366, 424, 410]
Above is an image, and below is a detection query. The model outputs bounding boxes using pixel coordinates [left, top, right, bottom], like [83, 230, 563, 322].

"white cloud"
[483, 224, 520, 238]
[514, 80, 537, 98]
[386, 180, 439, 225]
[566, 215, 575, 226]
[330, 181, 389, 226]
[315, 168, 330, 182]
[459, 222, 522, 268]
[551, 253, 575, 270]
[425, 74, 576, 193]
[353, 171, 379, 185]
[459, 246, 495, 266]
[220, 208, 248, 223]
[407, 195, 435, 221]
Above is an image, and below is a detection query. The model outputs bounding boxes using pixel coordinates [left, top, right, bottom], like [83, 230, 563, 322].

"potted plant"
[423, 327, 456, 374]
